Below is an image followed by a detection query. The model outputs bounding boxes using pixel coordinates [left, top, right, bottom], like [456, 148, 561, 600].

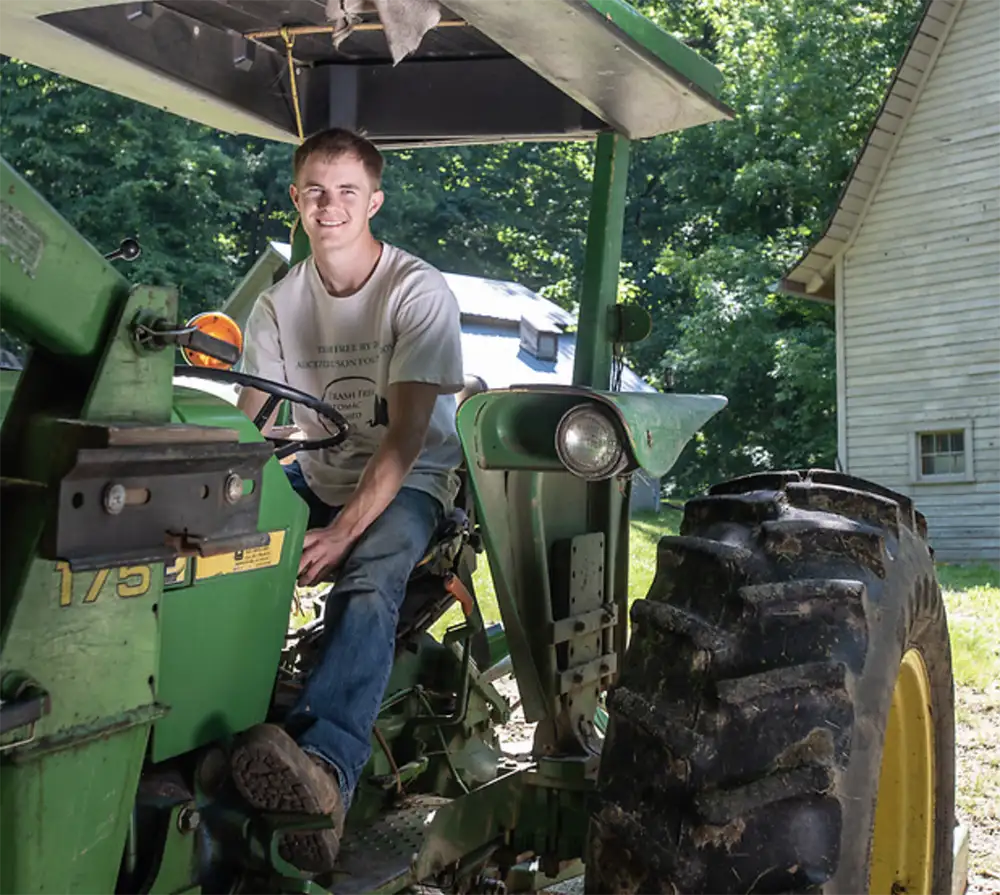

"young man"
[233, 128, 464, 873]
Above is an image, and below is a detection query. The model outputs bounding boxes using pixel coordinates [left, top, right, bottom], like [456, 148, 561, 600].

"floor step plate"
[330, 795, 451, 894]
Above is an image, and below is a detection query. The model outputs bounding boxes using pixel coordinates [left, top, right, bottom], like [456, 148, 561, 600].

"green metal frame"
[445, 135, 728, 870]
[0, 160, 128, 360]
[573, 132, 631, 391]
[1, 158, 174, 892]
[454, 386, 726, 729]
[0, 154, 308, 893]
[157, 390, 307, 761]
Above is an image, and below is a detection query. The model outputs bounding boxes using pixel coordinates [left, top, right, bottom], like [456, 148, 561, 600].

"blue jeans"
[282, 460, 443, 803]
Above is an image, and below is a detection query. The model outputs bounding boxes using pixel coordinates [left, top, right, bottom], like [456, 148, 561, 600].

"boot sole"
[230, 726, 342, 874]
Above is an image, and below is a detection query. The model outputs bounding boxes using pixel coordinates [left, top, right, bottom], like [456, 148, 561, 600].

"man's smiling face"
[290, 152, 384, 251]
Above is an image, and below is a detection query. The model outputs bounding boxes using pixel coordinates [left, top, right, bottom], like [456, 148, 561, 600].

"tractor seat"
[392, 373, 488, 639]
[395, 505, 478, 646]
[456, 373, 488, 408]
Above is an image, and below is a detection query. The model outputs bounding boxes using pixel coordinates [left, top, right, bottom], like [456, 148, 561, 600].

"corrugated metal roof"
[779, 0, 962, 302]
[444, 272, 573, 328]
[461, 324, 653, 393]
[0, 349, 23, 370]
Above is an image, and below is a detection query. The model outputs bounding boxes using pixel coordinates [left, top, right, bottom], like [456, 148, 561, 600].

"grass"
[939, 563, 1000, 692]
[627, 507, 683, 603]
[429, 508, 999, 887]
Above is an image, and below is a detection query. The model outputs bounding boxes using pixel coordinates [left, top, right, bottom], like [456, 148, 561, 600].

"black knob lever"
[130, 314, 241, 367]
[181, 329, 241, 366]
[104, 237, 142, 262]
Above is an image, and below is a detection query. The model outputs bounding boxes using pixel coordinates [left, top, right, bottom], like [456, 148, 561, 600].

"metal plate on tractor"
[332, 795, 451, 894]
[49, 434, 274, 569]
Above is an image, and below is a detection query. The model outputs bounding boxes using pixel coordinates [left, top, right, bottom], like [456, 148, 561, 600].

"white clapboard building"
[780, 0, 1000, 562]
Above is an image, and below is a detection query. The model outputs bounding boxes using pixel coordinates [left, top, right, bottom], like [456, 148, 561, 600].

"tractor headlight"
[555, 405, 628, 480]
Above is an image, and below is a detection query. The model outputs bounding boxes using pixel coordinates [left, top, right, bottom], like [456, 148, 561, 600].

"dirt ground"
[493, 677, 1000, 894]
[956, 681, 1000, 895]
[493, 676, 536, 756]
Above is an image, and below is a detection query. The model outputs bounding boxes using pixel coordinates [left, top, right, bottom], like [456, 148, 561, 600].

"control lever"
[130, 314, 241, 366]
[0, 676, 50, 751]
[180, 328, 241, 366]
[104, 237, 142, 262]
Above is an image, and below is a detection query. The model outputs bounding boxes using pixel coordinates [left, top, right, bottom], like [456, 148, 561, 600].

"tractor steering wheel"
[175, 366, 350, 460]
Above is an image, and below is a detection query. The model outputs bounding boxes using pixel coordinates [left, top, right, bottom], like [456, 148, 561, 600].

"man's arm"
[296, 380, 439, 586]
[238, 292, 287, 433]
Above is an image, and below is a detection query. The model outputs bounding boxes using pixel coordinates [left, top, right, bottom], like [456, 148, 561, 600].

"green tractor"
[0, 2, 957, 893]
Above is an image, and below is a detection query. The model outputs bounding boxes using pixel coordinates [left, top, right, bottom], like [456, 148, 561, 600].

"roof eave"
[776, 276, 835, 305]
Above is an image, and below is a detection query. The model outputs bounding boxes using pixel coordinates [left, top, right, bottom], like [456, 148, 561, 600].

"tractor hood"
[0, 0, 732, 148]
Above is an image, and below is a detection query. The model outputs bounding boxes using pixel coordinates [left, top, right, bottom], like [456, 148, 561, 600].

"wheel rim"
[869, 648, 935, 894]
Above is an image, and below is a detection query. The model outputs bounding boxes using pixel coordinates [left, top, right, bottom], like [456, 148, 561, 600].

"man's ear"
[289, 184, 300, 212]
[368, 189, 385, 219]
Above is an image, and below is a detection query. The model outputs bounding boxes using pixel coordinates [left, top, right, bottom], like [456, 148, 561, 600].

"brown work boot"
[230, 724, 345, 874]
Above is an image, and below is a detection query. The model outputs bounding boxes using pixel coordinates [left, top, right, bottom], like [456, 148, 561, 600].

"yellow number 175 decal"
[56, 563, 152, 607]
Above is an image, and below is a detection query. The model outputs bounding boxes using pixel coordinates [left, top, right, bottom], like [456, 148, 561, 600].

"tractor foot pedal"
[329, 795, 450, 894]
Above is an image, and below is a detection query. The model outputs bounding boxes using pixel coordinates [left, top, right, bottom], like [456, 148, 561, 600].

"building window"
[912, 422, 974, 483]
[919, 431, 965, 475]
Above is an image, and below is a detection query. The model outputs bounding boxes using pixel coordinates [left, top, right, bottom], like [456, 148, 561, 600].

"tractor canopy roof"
[0, 0, 731, 148]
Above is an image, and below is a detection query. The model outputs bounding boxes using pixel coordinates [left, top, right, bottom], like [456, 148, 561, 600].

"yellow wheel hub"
[869, 648, 935, 894]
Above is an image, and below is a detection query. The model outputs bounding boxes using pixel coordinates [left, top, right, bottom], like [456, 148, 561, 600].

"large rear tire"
[586, 470, 955, 894]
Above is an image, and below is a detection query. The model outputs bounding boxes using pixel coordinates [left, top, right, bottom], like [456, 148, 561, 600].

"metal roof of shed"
[460, 324, 652, 393]
[441, 273, 574, 330]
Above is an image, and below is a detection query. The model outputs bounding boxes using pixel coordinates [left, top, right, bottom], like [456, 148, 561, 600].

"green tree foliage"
[377, 142, 595, 307]
[0, 0, 923, 489]
[0, 59, 283, 318]
[620, 0, 923, 492]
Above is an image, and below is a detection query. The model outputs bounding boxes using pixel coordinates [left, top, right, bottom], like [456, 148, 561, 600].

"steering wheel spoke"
[253, 393, 282, 430]
[174, 366, 351, 458]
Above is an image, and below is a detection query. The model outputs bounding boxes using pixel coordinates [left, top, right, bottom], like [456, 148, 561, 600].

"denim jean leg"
[283, 458, 338, 529]
[287, 487, 443, 803]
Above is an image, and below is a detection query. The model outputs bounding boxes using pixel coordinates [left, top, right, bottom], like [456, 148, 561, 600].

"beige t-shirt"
[242, 243, 464, 509]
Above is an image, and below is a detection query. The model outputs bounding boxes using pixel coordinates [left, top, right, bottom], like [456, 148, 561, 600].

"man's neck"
[313, 235, 383, 297]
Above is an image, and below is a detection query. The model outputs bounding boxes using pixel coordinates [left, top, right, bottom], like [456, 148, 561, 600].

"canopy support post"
[572, 131, 630, 390]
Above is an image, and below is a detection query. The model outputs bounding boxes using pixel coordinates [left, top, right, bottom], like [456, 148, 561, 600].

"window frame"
[909, 419, 975, 484]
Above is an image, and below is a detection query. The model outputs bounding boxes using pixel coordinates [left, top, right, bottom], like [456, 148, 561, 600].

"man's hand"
[298, 526, 355, 586]
[295, 382, 441, 587]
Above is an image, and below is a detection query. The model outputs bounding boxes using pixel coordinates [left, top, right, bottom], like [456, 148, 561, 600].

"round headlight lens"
[555, 405, 626, 480]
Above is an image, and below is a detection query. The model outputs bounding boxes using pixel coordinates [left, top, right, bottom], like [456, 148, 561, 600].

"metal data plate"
[50, 439, 273, 569]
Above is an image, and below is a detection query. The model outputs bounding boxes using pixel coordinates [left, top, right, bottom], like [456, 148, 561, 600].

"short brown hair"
[293, 128, 384, 188]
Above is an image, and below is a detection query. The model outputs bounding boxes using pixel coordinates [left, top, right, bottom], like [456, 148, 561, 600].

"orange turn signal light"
[180, 312, 244, 369]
